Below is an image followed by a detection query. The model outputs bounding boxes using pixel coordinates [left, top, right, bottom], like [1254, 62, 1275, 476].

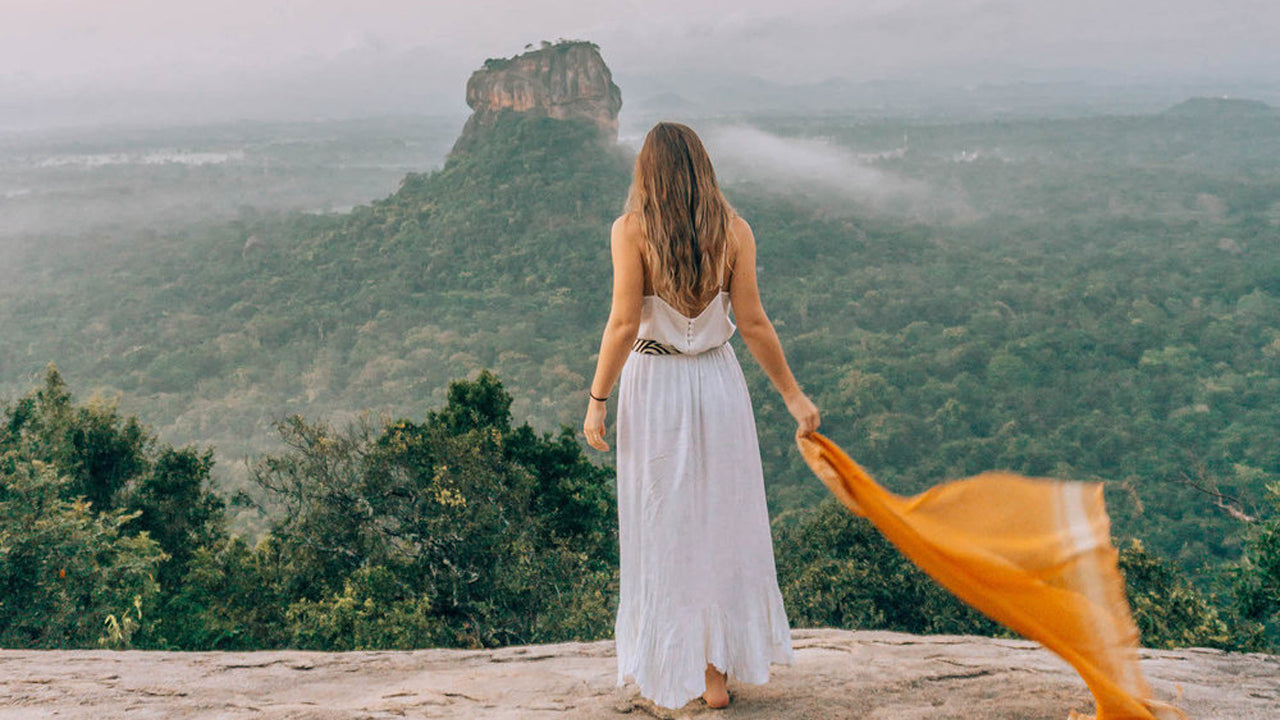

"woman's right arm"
[727, 216, 820, 436]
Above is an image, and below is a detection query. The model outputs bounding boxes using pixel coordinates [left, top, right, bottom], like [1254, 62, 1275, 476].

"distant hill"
[1164, 96, 1276, 117]
[632, 90, 699, 115]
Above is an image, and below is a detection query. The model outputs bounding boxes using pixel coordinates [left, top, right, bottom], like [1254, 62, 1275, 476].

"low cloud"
[707, 125, 920, 200]
[636, 124, 968, 222]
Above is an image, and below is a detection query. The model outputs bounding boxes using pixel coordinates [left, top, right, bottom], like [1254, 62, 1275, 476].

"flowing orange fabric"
[795, 431, 1189, 720]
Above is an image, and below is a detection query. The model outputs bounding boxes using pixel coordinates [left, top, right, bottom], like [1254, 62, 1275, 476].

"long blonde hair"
[623, 122, 737, 315]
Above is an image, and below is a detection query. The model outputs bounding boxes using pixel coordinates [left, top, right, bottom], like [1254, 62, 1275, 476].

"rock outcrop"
[449, 40, 622, 156]
[3, 628, 1276, 719]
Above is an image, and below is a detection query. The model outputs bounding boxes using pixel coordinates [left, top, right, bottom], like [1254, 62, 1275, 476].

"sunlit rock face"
[450, 41, 622, 155]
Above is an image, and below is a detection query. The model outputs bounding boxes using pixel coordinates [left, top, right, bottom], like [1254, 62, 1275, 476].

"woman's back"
[634, 289, 735, 356]
[629, 206, 738, 355]
[613, 267, 794, 710]
[584, 121, 815, 711]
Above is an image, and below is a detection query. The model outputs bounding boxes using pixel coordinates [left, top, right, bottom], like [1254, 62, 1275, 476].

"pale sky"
[2, 0, 1277, 128]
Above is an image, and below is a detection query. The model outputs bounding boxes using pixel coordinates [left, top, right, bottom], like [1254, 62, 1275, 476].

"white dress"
[613, 286, 795, 710]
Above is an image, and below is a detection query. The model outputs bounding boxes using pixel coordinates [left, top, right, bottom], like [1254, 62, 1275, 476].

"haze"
[3, 0, 1279, 131]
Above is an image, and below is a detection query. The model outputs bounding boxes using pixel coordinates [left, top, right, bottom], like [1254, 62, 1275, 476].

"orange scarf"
[795, 431, 1189, 720]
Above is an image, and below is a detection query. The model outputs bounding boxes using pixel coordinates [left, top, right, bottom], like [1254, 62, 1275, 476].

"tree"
[2, 364, 150, 513]
[0, 364, 228, 649]
[246, 369, 618, 649]
[1117, 538, 1246, 650]
[0, 452, 165, 648]
[773, 498, 1002, 636]
[1231, 482, 1280, 648]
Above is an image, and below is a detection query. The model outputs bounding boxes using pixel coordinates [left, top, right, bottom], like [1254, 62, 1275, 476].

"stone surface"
[2, 629, 1276, 719]
[450, 41, 622, 156]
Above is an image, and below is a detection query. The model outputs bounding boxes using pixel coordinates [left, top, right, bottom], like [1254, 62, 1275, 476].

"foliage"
[773, 496, 1277, 652]
[100, 594, 145, 649]
[3, 106, 1280, 652]
[772, 498, 1004, 636]
[3, 364, 151, 512]
[5, 108, 1272, 583]
[0, 452, 165, 648]
[284, 565, 444, 650]
[0, 364, 227, 649]
[483, 39, 603, 70]
[1230, 483, 1280, 646]
[245, 369, 618, 649]
[0, 366, 618, 650]
[3, 362, 1276, 653]
[1117, 538, 1262, 650]
[150, 532, 290, 650]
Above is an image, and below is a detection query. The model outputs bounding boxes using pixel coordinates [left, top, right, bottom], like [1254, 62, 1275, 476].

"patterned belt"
[632, 337, 683, 355]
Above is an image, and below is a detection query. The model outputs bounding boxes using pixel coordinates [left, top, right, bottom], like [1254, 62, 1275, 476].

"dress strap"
[719, 248, 726, 292]
[719, 231, 733, 292]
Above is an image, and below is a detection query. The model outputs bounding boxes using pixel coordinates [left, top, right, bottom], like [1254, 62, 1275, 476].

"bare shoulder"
[612, 212, 642, 244]
[729, 214, 755, 252]
[614, 211, 641, 232]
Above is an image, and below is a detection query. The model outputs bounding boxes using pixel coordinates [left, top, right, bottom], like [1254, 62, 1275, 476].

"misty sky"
[3, 0, 1278, 129]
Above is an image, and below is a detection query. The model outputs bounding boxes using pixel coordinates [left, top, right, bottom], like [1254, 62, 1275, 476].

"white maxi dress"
[614, 286, 795, 709]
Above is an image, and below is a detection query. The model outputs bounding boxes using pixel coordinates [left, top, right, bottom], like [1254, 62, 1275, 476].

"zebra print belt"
[632, 337, 683, 355]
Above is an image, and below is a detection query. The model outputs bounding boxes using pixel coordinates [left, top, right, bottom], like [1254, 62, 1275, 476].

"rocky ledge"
[2, 628, 1277, 719]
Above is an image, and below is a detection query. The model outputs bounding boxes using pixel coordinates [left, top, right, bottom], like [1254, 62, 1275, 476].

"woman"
[582, 121, 820, 711]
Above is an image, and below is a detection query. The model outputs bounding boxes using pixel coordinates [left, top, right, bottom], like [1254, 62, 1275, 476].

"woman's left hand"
[583, 400, 610, 451]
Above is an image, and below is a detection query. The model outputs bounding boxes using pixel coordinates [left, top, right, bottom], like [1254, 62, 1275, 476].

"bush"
[1230, 483, 1280, 649]
[773, 498, 1002, 636]
[0, 453, 166, 648]
[1, 364, 228, 649]
[247, 369, 618, 648]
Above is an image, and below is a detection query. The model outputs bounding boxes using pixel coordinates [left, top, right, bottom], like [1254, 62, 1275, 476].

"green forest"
[3, 365, 1275, 650]
[2, 103, 1279, 652]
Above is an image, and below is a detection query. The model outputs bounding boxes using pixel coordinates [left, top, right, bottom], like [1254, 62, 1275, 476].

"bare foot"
[702, 663, 730, 709]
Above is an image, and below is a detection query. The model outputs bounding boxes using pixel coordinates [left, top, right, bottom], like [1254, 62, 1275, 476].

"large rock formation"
[3, 629, 1276, 719]
[449, 40, 623, 156]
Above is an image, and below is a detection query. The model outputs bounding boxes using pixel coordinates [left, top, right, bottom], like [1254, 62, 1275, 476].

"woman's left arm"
[583, 215, 644, 451]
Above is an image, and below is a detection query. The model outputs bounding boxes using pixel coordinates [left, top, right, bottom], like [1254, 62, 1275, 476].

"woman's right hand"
[785, 391, 820, 438]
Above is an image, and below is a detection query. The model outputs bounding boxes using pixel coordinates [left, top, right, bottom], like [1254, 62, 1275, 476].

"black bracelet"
[590, 390, 609, 402]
